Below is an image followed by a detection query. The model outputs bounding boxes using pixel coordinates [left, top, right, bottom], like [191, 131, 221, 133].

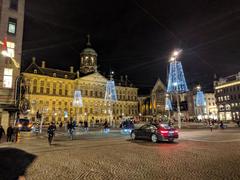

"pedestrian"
[0, 125, 5, 143]
[59, 122, 63, 128]
[47, 122, 56, 145]
[7, 125, 13, 142]
[13, 126, 20, 142]
[103, 120, 109, 133]
[220, 121, 224, 129]
[210, 122, 213, 132]
[84, 120, 88, 132]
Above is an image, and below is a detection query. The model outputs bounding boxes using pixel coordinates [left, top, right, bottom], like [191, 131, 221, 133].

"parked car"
[130, 123, 179, 143]
[16, 119, 33, 131]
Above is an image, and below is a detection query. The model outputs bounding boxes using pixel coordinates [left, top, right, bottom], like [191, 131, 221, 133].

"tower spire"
[86, 34, 91, 46]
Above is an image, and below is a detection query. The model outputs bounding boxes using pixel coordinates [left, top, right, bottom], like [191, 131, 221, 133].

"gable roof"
[152, 78, 166, 93]
[78, 72, 107, 83]
[24, 61, 76, 80]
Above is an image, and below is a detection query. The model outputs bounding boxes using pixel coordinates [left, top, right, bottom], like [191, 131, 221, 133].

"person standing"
[13, 126, 20, 142]
[7, 125, 13, 142]
[0, 125, 5, 143]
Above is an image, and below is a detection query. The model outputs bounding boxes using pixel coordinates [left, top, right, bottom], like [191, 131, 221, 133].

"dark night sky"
[22, 0, 240, 94]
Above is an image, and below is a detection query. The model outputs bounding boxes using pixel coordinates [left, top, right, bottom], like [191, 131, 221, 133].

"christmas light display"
[73, 90, 83, 107]
[195, 90, 206, 107]
[166, 49, 188, 129]
[165, 96, 173, 111]
[167, 61, 188, 93]
[104, 80, 117, 102]
[104, 74, 117, 127]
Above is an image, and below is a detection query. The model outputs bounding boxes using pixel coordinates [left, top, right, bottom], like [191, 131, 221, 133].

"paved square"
[0, 128, 240, 180]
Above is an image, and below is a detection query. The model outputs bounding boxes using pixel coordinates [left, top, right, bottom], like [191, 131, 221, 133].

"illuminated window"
[6, 41, 15, 58]
[3, 68, 13, 88]
[8, 18, 17, 35]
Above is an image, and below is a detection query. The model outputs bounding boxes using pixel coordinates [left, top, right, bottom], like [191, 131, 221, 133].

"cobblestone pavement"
[0, 128, 240, 180]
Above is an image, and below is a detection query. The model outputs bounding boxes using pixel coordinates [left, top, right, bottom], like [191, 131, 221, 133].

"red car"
[131, 123, 179, 143]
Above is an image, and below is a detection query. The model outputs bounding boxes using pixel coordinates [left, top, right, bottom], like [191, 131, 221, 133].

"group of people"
[0, 125, 19, 143]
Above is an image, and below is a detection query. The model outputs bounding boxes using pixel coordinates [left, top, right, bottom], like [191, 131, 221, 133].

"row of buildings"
[0, 0, 239, 131]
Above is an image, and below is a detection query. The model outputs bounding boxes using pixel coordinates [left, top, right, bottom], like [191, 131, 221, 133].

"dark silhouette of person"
[0, 125, 5, 142]
[7, 125, 13, 142]
[13, 126, 20, 142]
[0, 148, 36, 180]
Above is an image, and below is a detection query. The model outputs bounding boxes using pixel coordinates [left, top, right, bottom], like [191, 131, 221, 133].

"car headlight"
[18, 124, 22, 128]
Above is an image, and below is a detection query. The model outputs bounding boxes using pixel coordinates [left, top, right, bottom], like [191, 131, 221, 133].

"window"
[3, 68, 13, 88]
[46, 83, 50, 94]
[10, 0, 18, 10]
[8, 18, 17, 35]
[6, 42, 15, 58]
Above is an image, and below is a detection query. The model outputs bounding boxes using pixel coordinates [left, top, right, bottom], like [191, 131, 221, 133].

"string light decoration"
[195, 85, 206, 120]
[73, 90, 83, 107]
[166, 49, 188, 129]
[104, 71, 117, 127]
[104, 73, 117, 102]
[167, 60, 188, 93]
[165, 95, 173, 111]
[195, 87, 206, 107]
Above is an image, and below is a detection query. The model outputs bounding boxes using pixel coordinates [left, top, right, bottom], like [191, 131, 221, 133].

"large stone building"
[214, 72, 240, 122]
[21, 37, 138, 126]
[138, 79, 166, 121]
[0, 0, 25, 130]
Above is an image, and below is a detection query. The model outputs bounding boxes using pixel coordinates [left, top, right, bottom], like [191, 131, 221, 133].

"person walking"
[210, 122, 213, 132]
[47, 122, 56, 145]
[7, 125, 13, 142]
[84, 120, 88, 132]
[103, 120, 109, 133]
[13, 126, 20, 142]
[0, 125, 5, 143]
[67, 121, 74, 140]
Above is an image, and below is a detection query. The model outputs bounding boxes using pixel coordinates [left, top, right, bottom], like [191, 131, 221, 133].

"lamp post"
[167, 49, 188, 129]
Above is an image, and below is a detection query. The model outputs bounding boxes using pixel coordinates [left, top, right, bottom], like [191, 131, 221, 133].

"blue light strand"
[165, 96, 173, 111]
[167, 61, 188, 93]
[195, 90, 206, 107]
[105, 80, 117, 102]
[73, 90, 83, 107]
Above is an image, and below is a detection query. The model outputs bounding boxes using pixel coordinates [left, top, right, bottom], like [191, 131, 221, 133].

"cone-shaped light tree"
[195, 85, 206, 120]
[104, 71, 117, 126]
[167, 49, 188, 128]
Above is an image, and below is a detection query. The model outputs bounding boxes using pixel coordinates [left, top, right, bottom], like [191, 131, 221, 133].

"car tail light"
[174, 130, 178, 133]
[160, 130, 168, 134]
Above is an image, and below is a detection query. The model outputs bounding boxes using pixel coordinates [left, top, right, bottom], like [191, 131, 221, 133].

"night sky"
[22, 0, 240, 94]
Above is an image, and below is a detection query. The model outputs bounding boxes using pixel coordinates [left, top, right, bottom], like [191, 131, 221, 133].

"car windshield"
[160, 124, 171, 129]
[18, 119, 30, 125]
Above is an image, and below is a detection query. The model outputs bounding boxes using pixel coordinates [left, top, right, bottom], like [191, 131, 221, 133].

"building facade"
[0, 0, 25, 130]
[214, 73, 240, 122]
[193, 92, 218, 120]
[138, 79, 167, 121]
[21, 39, 138, 126]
